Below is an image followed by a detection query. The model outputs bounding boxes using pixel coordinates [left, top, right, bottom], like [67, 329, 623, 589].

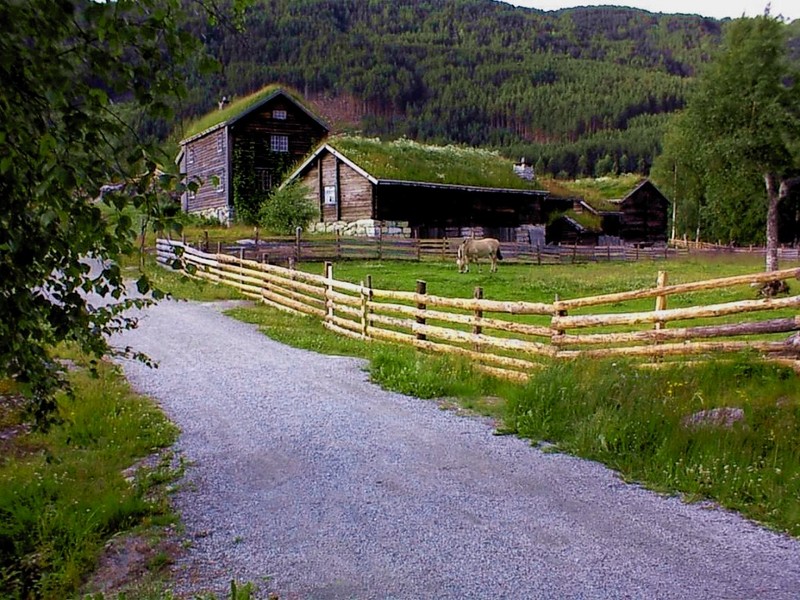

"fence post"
[655, 271, 668, 331]
[572, 242, 577, 264]
[324, 261, 334, 325]
[203, 230, 209, 253]
[417, 238, 422, 262]
[295, 227, 302, 263]
[416, 279, 427, 341]
[360, 275, 373, 339]
[216, 241, 221, 254]
[473, 286, 483, 352]
[336, 231, 342, 260]
[537, 244, 541, 266]
[378, 226, 383, 260]
[552, 294, 566, 356]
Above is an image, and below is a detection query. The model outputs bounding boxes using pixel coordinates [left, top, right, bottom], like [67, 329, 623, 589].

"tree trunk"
[764, 173, 780, 272]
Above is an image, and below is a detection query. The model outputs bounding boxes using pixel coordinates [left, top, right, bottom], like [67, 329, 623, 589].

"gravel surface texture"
[115, 298, 800, 600]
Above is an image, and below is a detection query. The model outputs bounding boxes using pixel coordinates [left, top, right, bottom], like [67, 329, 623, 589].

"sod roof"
[181, 85, 324, 141]
[325, 137, 541, 190]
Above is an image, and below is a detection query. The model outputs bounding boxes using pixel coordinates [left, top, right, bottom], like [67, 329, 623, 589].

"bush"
[258, 182, 318, 235]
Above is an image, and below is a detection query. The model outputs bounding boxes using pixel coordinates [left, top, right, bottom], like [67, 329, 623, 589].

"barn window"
[273, 109, 287, 120]
[270, 135, 289, 153]
[324, 185, 337, 205]
[215, 173, 224, 192]
[188, 147, 195, 165]
[217, 135, 224, 154]
[255, 168, 272, 192]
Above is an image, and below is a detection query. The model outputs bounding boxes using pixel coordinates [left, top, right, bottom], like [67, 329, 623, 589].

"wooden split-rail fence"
[187, 231, 678, 266]
[157, 239, 800, 381]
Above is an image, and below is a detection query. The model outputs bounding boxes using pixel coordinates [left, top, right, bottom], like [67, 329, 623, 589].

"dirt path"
[115, 299, 800, 599]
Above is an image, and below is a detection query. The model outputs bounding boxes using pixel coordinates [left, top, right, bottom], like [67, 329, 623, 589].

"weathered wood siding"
[297, 163, 321, 220]
[303, 152, 375, 223]
[184, 128, 228, 214]
[338, 160, 373, 221]
[182, 91, 328, 220]
[619, 181, 669, 244]
[234, 96, 327, 174]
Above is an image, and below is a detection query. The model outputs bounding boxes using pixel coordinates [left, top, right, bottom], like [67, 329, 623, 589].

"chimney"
[513, 157, 534, 181]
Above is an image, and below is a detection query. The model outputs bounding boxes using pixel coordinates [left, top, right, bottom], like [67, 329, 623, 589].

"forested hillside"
[168, 0, 732, 177]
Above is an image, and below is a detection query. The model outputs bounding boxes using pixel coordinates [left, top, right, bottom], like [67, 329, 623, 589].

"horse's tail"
[496, 246, 503, 260]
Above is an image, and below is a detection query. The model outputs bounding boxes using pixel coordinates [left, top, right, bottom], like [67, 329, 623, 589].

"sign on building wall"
[324, 185, 337, 205]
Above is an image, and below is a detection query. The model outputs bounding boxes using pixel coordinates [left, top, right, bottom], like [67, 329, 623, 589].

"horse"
[456, 238, 503, 273]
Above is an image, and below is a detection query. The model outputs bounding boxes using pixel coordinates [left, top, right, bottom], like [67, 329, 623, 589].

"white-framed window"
[273, 109, 287, 120]
[324, 185, 337, 205]
[270, 134, 289, 153]
[188, 147, 195, 165]
[215, 173, 224, 192]
[216, 134, 224, 154]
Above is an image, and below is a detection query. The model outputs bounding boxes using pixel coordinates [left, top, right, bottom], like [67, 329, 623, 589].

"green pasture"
[296, 253, 800, 343]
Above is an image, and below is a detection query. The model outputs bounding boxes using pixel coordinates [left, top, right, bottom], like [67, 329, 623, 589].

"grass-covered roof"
[182, 85, 314, 140]
[327, 137, 541, 190]
[539, 174, 642, 212]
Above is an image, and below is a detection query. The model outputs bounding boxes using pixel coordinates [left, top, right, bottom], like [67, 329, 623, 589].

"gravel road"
[115, 298, 800, 600]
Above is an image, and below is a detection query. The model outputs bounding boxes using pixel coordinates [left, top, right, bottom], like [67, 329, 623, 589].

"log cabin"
[615, 179, 670, 245]
[545, 180, 669, 246]
[283, 137, 568, 240]
[177, 86, 329, 223]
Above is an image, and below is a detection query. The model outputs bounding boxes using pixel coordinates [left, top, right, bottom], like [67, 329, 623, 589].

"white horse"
[456, 238, 503, 273]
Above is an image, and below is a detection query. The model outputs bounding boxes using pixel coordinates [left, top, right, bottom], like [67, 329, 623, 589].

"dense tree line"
[163, 0, 733, 176]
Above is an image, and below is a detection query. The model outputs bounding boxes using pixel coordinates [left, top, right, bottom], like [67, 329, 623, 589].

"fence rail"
[157, 239, 800, 381]
[185, 232, 685, 266]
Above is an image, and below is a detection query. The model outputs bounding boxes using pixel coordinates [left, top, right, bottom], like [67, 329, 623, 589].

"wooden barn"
[615, 179, 670, 244]
[283, 137, 567, 240]
[177, 86, 329, 223]
[545, 180, 669, 245]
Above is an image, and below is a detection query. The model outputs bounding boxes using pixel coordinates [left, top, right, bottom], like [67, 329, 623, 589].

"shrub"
[258, 182, 317, 235]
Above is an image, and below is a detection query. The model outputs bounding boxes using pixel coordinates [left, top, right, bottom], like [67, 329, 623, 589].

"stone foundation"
[309, 219, 412, 238]
[190, 205, 234, 225]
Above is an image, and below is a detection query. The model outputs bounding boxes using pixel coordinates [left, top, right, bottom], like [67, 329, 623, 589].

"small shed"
[615, 179, 670, 245]
[178, 86, 329, 223]
[283, 137, 567, 240]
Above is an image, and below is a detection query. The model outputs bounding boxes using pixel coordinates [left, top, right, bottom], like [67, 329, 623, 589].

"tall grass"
[505, 356, 800, 535]
[0, 355, 178, 599]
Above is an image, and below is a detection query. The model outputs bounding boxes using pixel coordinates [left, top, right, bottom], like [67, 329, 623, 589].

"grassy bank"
[0, 351, 179, 599]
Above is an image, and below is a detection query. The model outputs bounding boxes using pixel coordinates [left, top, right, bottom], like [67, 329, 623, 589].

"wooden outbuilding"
[615, 179, 670, 245]
[178, 86, 329, 223]
[283, 137, 567, 240]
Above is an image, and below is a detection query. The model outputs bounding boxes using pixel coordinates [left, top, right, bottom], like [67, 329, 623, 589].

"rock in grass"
[682, 407, 745, 429]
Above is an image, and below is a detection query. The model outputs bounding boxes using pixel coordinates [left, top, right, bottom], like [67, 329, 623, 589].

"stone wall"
[195, 204, 234, 225]
[309, 219, 411, 238]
